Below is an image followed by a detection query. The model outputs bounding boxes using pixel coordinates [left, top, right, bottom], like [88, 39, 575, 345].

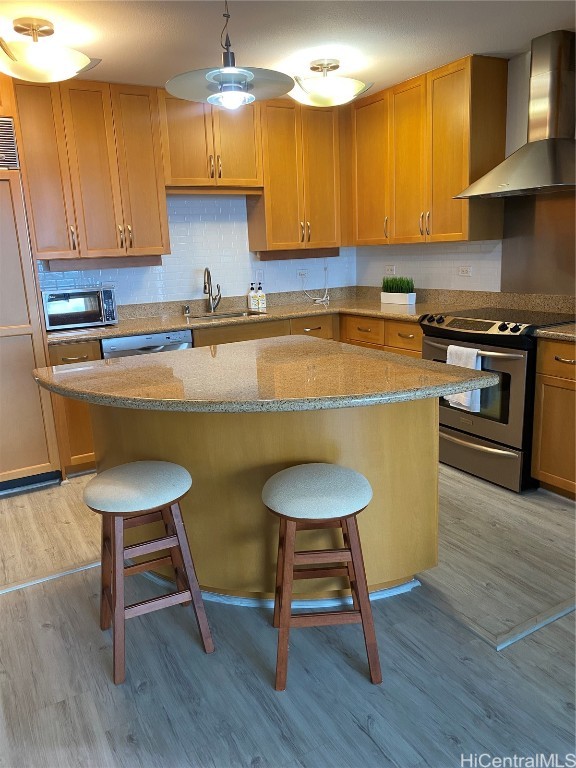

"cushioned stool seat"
[263, 462, 381, 691]
[84, 461, 214, 684]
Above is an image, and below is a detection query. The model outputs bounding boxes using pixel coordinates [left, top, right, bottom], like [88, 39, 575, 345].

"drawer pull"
[357, 327, 372, 333]
[419, 212, 424, 236]
[127, 224, 133, 248]
[300, 221, 305, 243]
[61, 355, 89, 363]
[384, 216, 389, 239]
[554, 355, 576, 365]
[425, 211, 431, 236]
[398, 332, 415, 340]
[303, 326, 322, 332]
[118, 224, 124, 249]
[217, 154, 222, 178]
[69, 225, 77, 250]
[209, 154, 215, 178]
[307, 221, 311, 242]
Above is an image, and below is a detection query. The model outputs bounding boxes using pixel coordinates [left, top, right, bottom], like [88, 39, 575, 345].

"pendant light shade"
[0, 18, 92, 83]
[290, 59, 372, 107]
[165, 2, 294, 110]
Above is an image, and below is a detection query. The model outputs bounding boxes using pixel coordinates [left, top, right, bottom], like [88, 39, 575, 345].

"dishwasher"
[101, 330, 193, 358]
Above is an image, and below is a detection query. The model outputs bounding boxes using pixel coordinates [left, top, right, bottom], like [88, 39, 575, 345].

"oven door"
[43, 290, 104, 331]
[422, 336, 531, 450]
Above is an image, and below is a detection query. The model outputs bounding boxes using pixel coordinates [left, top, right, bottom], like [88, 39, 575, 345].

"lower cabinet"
[49, 340, 102, 474]
[289, 314, 338, 340]
[339, 314, 422, 356]
[193, 319, 290, 347]
[532, 340, 576, 496]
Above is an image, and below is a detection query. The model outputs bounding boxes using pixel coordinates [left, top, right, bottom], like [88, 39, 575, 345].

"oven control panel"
[422, 315, 531, 335]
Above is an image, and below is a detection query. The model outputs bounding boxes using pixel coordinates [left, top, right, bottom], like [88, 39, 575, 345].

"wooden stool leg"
[275, 519, 296, 691]
[100, 514, 112, 630]
[161, 507, 191, 606]
[169, 503, 215, 654]
[345, 515, 382, 685]
[340, 518, 360, 611]
[273, 518, 287, 628]
[112, 516, 126, 685]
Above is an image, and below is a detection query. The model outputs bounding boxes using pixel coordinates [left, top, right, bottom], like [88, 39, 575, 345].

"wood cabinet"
[158, 92, 262, 187]
[193, 319, 290, 347]
[0, 73, 15, 116]
[290, 315, 338, 340]
[49, 340, 102, 473]
[0, 171, 59, 484]
[340, 314, 422, 357]
[15, 80, 169, 261]
[247, 100, 340, 252]
[532, 340, 576, 496]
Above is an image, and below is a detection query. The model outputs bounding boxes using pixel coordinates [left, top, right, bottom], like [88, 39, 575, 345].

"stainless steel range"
[420, 308, 574, 492]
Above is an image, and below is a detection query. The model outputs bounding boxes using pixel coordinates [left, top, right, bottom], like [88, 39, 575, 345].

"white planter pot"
[381, 292, 416, 305]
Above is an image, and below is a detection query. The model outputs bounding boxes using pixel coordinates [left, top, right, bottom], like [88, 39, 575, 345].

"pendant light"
[291, 59, 372, 108]
[0, 18, 94, 83]
[165, 1, 294, 110]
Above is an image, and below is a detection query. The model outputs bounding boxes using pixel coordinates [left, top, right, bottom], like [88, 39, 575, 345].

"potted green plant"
[381, 276, 416, 304]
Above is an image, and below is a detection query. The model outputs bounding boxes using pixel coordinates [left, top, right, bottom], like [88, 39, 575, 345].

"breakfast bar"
[34, 336, 498, 600]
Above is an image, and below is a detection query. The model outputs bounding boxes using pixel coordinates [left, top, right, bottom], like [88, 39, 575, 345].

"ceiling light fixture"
[165, 1, 294, 110]
[291, 59, 372, 107]
[0, 17, 94, 83]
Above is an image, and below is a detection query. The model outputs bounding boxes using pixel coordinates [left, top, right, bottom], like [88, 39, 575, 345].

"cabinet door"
[158, 91, 215, 185]
[15, 82, 77, 259]
[426, 60, 470, 242]
[290, 315, 336, 339]
[532, 373, 576, 494]
[259, 100, 305, 250]
[0, 73, 15, 116]
[352, 91, 390, 245]
[0, 172, 58, 482]
[301, 106, 340, 248]
[110, 84, 170, 256]
[389, 76, 427, 244]
[59, 81, 125, 258]
[212, 104, 262, 187]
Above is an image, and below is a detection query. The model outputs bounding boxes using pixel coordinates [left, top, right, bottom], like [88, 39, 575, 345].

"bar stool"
[262, 462, 382, 691]
[83, 460, 214, 684]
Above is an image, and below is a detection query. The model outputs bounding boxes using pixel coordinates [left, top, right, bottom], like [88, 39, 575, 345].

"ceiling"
[0, 1, 574, 92]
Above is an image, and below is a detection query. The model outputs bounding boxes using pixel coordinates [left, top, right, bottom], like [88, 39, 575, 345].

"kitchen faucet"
[203, 267, 222, 313]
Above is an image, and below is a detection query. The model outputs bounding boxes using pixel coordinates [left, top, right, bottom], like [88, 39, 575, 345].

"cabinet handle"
[398, 332, 415, 340]
[69, 225, 77, 250]
[217, 155, 222, 178]
[127, 224, 133, 248]
[209, 154, 215, 178]
[384, 216, 389, 239]
[419, 212, 424, 236]
[554, 355, 576, 365]
[425, 211, 431, 236]
[118, 224, 125, 249]
[357, 327, 372, 333]
[300, 221, 305, 242]
[303, 326, 322, 332]
[61, 355, 89, 363]
[307, 221, 311, 242]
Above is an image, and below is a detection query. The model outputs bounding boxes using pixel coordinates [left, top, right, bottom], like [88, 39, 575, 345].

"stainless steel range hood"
[456, 30, 575, 199]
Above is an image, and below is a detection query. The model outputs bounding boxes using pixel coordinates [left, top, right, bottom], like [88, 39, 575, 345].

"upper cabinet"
[158, 91, 263, 187]
[15, 80, 169, 260]
[350, 55, 508, 246]
[246, 100, 340, 252]
[0, 73, 15, 116]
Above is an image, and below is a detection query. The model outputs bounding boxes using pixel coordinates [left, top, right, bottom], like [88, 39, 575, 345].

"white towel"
[445, 345, 482, 412]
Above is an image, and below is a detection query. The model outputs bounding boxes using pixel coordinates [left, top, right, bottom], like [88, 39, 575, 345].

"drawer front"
[49, 340, 102, 365]
[537, 340, 576, 380]
[341, 314, 385, 345]
[384, 321, 423, 352]
[381, 345, 421, 359]
[194, 319, 290, 347]
[290, 315, 335, 340]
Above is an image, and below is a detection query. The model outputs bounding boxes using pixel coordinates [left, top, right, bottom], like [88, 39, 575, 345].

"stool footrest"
[125, 589, 192, 620]
[294, 549, 352, 565]
[124, 535, 178, 559]
[293, 566, 350, 580]
[123, 555, 173, 576]
[123, 511, 163, 529]
[290, 610, 362, 628]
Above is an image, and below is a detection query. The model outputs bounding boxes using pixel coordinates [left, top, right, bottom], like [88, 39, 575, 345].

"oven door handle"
[424, 339, 524, 360]
[441, 432, 518, 457]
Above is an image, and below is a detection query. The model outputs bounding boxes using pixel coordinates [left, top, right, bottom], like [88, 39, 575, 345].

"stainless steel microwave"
[42, 288, 118, 331]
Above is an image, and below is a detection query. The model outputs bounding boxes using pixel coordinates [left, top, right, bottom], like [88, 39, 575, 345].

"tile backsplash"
[37, 196, 356, 305]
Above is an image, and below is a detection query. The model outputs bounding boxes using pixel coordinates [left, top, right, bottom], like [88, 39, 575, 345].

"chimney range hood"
[456, 30, 575, 199]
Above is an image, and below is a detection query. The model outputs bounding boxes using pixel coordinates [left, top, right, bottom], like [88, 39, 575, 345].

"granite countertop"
[45, 299, 464, 345]
[534, 323, 576, 342]
[34, 335, 498, 413]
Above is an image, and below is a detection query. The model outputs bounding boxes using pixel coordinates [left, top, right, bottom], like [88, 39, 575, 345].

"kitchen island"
[34, 336, 498, 600]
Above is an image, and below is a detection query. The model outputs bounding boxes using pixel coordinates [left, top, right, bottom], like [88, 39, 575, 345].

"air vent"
[0, 117, 19, 169]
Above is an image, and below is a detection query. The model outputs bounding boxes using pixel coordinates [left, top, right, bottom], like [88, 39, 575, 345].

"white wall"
[37, 196, 357, 305]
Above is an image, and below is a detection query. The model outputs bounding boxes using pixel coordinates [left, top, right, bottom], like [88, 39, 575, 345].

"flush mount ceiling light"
[0, 17, 95, 83]
[291, 59, 372, 107]
[165, 1, 294, 110]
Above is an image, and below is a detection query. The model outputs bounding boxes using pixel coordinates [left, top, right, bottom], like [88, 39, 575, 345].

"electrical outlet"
[297, 269, 309, 279]
[384, 265, 396, 275]
[458, 265, 472, 277]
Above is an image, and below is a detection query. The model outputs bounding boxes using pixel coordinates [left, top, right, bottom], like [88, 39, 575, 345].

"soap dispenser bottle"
[248, 283, 258, 310]
[256, 282, 266, 312]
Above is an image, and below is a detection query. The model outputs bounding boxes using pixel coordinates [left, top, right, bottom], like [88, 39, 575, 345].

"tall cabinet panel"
[0, 172, 58, 482]
[389, 75, 427, 244]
